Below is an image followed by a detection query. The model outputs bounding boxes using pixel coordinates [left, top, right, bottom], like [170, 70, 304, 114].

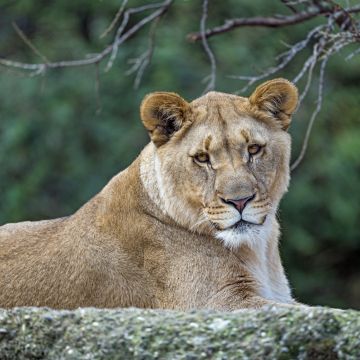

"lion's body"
[0, 79, 298, 310]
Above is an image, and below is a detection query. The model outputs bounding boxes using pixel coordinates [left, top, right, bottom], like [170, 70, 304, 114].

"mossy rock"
[0, 306, 359, 359]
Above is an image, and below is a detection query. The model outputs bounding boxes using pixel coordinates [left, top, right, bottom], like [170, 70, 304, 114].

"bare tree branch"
[200, 0, 217, 93]
[229, 24, 324, 93]
[295, 43, 319, 107]
[0, 0, 173, 73]
[291, 53, 328, 171]
[126, 16, 162, 89]
[290, 29, 355, 170]
[187, 4, 360, 41]
[105, 1, 168, 71]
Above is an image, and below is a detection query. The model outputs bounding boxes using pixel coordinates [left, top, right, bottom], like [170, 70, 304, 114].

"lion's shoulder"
[0, 218, 68, 241]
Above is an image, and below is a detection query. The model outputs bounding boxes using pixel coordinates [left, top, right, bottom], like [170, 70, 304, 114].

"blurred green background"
[0, 0, 359, 309]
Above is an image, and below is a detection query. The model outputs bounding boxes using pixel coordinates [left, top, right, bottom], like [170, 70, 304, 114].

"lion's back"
[0, 218, 67, 244]
[1, 219, 57, 236]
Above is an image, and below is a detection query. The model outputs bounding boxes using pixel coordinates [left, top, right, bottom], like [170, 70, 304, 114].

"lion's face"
[140, 79, 298, 248]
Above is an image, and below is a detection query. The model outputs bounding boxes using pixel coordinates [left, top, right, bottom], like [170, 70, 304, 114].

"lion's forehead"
[190, 94, 269, 135]
[189, 115, 270, 150]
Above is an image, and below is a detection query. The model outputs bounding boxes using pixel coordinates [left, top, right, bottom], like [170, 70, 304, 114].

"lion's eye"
[194, 153, 210, 164]
[248, 144, 262, 156]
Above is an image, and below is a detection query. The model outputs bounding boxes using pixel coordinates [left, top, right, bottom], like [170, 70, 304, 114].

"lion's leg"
[205, 293, 268, 311]
[204, 283, 304, 311]
[206, 295, 306, 311]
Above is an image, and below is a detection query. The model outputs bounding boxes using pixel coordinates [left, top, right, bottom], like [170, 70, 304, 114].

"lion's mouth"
[230, 219, 263, 232]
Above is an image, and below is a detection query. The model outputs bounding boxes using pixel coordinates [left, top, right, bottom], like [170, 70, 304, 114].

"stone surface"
[0, 306, 359, 359]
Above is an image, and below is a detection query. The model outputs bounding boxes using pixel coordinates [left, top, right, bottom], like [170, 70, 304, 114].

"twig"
[295, 43, 320, 107]
[100, 0, 129, 39]
[290, 59, 327, 171]
[105, 1, 167, 71]
[280, 0, 298, 14]
[200, 0, 217, 93]
[346, 46, 360, 60]
[95, 62, 102, 114]
[0, 65, 30, 77]
[126, 16, 161, 89]
[12, 22, 49, 63]
[283, 0, 312, 5]
[39, 68, 47, 94]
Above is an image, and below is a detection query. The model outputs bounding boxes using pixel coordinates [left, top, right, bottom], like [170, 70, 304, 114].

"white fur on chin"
[215, 216, 273, 250]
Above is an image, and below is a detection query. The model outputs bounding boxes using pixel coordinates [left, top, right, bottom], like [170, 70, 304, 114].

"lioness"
[0, 78, 298, 310]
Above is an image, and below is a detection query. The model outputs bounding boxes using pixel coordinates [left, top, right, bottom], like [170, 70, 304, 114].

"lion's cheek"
[178, 165, 213, 207]
[266, 161, 290, 205]
[180, 179, 206, 211]
[186, 188, 204, 210]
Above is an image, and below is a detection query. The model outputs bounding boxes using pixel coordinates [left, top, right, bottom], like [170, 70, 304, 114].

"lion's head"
[140, 79, 298, 249]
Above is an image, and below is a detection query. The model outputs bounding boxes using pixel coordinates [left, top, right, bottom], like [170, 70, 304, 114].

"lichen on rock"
[0, 306, 359, 359]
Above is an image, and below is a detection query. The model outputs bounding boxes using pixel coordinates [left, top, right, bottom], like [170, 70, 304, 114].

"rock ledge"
[0, 306, 359, 359]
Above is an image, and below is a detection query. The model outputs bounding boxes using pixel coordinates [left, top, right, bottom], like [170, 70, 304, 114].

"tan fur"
[0, 78, 298, 310]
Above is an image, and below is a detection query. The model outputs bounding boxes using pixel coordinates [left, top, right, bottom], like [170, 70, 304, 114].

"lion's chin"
[215, 219, 267, 250]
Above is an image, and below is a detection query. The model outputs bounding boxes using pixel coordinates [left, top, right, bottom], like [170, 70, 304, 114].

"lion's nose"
[221, 194, 255, 213]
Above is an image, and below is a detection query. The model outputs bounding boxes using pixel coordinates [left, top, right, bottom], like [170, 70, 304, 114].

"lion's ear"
[140, 92, 190, 147]
[249, 78, 298, 130]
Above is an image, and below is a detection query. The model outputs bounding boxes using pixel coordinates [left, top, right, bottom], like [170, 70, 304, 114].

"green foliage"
[0, 0, 359, 309]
